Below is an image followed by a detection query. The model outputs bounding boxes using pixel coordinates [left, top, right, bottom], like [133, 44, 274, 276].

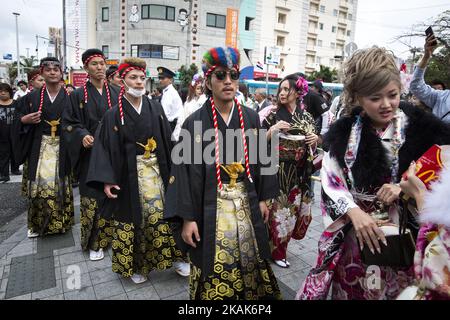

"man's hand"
[259, 201, 270, 224]
[419, 35, 439, 68]
[104, 184, 120, 199]
[182, 220, 200, 248]
[424, 35, 438, 58]
[376, 184, 401, 205]
[82, 135, 95, 149]
[21, 111, 42, 124]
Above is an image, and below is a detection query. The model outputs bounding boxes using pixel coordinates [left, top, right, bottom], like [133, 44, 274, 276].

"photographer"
[409, 33, 450, 122]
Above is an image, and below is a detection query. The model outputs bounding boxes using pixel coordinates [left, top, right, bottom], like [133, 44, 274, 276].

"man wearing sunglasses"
[165, 47, 281, 300]
[158, 66, 183, 133]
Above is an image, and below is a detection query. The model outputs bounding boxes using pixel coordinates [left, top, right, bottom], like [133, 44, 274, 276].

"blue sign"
[3, 54, 13, 60]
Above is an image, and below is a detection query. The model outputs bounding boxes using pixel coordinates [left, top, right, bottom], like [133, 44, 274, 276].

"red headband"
[83, 54, 106, 66]
[118, 64, 146, 79]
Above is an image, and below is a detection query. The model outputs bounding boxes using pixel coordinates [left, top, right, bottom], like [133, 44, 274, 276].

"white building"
[305, 0, 358, 75]
[251, 0, 358, 78]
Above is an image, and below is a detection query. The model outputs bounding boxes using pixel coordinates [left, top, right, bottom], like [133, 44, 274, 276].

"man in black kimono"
[62, 49, 120, 261]
[165, 47, 282, 300]
[86, 58, 186, 284]
[12, 57, 74, 238]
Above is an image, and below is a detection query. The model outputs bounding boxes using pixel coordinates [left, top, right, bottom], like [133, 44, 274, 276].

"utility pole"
[185, 0, 194, 67]
[63, 0, 67, 75]
[13, 12, 21, 82]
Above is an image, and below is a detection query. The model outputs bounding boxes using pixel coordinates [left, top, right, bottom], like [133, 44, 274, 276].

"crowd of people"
[0, 31, 449, 300]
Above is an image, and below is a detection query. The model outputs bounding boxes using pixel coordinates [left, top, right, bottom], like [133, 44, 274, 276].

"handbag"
[360, 207, 415, 268]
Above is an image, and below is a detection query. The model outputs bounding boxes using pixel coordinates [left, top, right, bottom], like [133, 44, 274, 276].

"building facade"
[93, 0, 241, 77]
[63, 0, 357, 81]
[304, 0, 358, 74]
[250, 0, 358, 78]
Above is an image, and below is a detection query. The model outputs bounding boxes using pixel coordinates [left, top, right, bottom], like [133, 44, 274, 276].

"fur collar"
[324, 102, 450, 191]
[421, 149, 450, 227]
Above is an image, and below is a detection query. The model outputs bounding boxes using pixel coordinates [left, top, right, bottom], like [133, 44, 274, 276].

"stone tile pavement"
[0, 178, 324, 300]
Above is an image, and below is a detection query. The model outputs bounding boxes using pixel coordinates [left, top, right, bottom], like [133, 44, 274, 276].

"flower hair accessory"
[191, 73, 203, 87]
[296, 77, 309, 100]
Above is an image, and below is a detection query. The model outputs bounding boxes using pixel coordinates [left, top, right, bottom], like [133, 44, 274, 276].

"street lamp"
[13, 12, 21, 83]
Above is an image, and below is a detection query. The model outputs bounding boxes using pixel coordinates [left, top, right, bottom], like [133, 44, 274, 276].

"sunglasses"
[212, 70, 240, 81]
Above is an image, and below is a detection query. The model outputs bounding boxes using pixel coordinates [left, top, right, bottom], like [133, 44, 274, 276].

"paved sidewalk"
[0, 179, 323, 300]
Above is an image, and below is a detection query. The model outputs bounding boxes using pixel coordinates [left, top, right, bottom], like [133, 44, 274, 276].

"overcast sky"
[0, 0, 449, 64]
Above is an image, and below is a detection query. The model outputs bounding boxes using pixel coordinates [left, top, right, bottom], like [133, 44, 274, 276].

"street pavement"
[0, 175, 323, 300]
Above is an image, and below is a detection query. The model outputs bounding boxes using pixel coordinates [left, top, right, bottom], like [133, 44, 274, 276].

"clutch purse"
[360, 225, 415, 268]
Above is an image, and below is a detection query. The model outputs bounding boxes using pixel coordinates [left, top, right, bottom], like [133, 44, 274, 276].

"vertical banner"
[226, 8, 239, 48]
[65, 0, 87, 68]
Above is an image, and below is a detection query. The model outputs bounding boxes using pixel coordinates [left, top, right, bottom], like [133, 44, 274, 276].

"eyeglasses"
[212, 70, 240, 81]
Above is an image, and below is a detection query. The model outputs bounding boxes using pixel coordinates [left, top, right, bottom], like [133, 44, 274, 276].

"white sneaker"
[89, 249, 104, 261]
[274, 259, 289, 268]
[130, 274, 148, 284]
[27, 229, 39, 238]
[174, 261, 190, 277]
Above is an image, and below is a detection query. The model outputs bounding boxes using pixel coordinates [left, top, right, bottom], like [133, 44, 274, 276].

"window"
[348, 13, 353, 20]
[278, 13, 286, 24]
[102, 45, 109, 58]
[131, 44, 179, 60]
[319, 23, 324, 30]
[277, 36, 285, 47]
[102, 7, 109, 22]
[245, 17, 254, 31]
[141, 5, 175, 21]
[278, 58, 285, 70]
[319, 5, 325, 13]
[316, 56, 321, 64]
[317, 40, 322, 47]
[131, 45, 139, 57]
[332, 26, 336, 33]
[206, 13, 226, 28]
[330, 42, 336, 49]
[347, 30, 351, 36]
[333, 9, 338, 16]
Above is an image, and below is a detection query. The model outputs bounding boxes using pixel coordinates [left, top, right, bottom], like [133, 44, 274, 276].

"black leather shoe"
[11, 170, 22, 175]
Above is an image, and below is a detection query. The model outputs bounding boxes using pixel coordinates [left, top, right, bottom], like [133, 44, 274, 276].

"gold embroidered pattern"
[189, 182, 282, 300]
[111, 155, 183, 278]
[80, 197, 113, 251]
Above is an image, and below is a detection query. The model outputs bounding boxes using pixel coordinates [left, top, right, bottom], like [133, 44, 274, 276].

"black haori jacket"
[86, 97, 173, 227]
[12, 88, 71, 182]
[164, 99, 279, 279]
[324, 102, 450, 192]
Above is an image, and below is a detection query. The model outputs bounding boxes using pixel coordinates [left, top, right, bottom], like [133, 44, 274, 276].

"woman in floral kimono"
[298, 47, 450, 300]
[398, 155, 450, 300]
[261, 74, 318, 268]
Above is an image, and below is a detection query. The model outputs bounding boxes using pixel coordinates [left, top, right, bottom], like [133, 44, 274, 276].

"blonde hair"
[342, 47, 401, 114]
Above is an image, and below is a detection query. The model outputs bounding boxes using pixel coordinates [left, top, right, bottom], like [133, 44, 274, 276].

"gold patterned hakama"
[80, 197, 113, 251]
[189, 182, 282, 300]
[28, 135, 74, 235]
[21, 160, 29, 197]
[111, 154, 182, 278]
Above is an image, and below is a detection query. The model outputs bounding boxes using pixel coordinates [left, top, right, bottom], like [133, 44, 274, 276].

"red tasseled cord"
[210, 96, 253, 191]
